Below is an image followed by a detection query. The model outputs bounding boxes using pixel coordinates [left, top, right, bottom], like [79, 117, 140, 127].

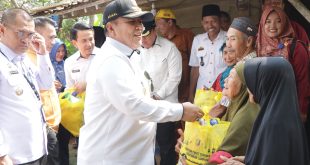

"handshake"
[181, 102, 204, 122]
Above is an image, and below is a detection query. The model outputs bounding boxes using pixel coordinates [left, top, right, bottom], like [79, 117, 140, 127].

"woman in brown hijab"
[256, 6, 310, 122]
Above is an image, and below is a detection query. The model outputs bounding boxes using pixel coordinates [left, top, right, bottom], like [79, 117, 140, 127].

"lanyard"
[0, 49, 41, 101]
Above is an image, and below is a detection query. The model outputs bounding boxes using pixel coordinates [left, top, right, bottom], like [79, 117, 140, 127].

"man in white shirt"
[77, 0, 204, 165]
[59, 22, 98, 165]
[0, 8, 54, 164]
[32, 17, 60, 165]
[132, 19, 182, 165]
[188, 4, 227, 103]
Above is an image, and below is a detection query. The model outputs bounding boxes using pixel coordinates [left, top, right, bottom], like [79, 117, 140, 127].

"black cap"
[230, 17, 258, 36]
[202, 4, 221, 18]
[103, 0, 153, 25]
[142, 20, 156, 36]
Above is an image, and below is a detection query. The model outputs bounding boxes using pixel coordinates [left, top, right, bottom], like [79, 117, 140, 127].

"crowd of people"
[0, 0, 309, 165]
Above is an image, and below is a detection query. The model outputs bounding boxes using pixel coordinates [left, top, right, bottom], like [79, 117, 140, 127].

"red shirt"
[291, 20, 309, 46]
[288, 41, 310, 118]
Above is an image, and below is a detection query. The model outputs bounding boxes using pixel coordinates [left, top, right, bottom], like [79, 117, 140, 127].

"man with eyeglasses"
[131, 19, 182, 165]
[77, 0, 204, 165]
[0, 8, 54, 165]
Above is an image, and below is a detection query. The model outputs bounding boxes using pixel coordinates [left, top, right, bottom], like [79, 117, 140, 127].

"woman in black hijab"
[220, 57, 309, 165]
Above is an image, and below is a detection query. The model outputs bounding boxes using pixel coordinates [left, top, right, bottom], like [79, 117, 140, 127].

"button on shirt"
[131, 36, 182, 103]
[64, 47, 100, 88]
[77, 37, 183, 165]
[189, 30, 227, 89]
[0, 43, 53, 164]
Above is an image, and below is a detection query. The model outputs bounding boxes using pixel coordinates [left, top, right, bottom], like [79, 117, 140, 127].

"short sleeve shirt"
[189, 30, 227, 89]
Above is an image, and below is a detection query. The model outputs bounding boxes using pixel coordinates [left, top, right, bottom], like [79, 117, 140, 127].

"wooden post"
[288, 0, 310, 22]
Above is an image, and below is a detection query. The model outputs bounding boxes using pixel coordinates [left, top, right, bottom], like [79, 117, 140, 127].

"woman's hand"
[54, 80, 63, 91]
[209, 103, 227, 118]
[219, 156, 245, 165]
[175, 129, 184, 153]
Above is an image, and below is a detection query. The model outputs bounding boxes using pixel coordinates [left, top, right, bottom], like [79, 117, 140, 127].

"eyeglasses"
[5, 24, 35, 41]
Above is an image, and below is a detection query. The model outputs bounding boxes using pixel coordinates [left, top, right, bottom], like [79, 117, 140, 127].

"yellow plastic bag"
[194, 89, 222, 115]
[59, 88, 85, 137]
[179, 89, 230, 165]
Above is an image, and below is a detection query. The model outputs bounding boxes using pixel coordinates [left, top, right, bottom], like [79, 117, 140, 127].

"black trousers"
[57, 124, 71, 165]
[46, 127, 59, 165]
[156, 122, 177, 165]
[19, 155, 47, 165]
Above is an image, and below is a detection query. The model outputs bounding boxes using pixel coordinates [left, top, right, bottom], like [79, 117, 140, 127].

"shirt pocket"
[71, 67, 81, 82]
[2, 65, 23, 87]
[197, 49, 207, 58]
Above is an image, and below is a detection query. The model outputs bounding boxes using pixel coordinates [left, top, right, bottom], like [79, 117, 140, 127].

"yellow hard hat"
[155, 9, 176, 20]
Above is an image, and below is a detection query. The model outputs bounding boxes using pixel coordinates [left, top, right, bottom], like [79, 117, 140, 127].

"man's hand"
[181, 102, 204, 122]
[175, 129, 184, 153]
[208, 103, 227, 118]
[151, 93, 162, 100]
[219, 156, 245, 165]
[0, 155, 13, 165]
[54, 80, 63, 91]
[30, 33, 47, 55]
[74, 82, 87, 94]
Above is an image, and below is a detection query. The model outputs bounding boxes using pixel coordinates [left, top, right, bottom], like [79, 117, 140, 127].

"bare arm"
[189, 67, 199, 103]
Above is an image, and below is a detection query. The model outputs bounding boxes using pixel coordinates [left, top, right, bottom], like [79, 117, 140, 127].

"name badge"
[72, 69, 80, 73]
[9, 70, 19, 75]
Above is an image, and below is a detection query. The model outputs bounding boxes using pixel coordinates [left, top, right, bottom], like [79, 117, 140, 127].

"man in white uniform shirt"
[64, 22, 99, 94]
[131, 20, 182, 165]
[0, 8, 54, 164]
[77, 0, 204, 165]
[60, 22, 98, 165]
[188, 4, 227, 103]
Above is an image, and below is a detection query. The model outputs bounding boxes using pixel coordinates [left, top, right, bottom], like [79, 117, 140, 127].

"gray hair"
[1, 8, 33, 25]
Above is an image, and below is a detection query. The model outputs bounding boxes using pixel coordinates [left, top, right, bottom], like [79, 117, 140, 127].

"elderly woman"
[211, 43, 238, 92]
[220, 57, 309, 165]
[257, 6, 310, 122]
[176, 62, 259, 164]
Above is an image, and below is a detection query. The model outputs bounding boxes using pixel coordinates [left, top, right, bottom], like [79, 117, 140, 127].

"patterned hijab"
[257, 6, 295, 59]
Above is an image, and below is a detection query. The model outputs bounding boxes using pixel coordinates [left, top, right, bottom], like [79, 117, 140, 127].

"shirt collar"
[153, 36, 162, 47]
[105, 37, 136, 58]
[242, 51, 257, 61]
[203, 30, 226, 41]
[0, 42, 25, 62]
[76, 48, 97, 61]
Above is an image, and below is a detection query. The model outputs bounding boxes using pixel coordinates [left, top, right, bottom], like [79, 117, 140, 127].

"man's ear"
[246, 36, 254, 48]
[105, 22, 114, 36]
[71, 40, 78, 48]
